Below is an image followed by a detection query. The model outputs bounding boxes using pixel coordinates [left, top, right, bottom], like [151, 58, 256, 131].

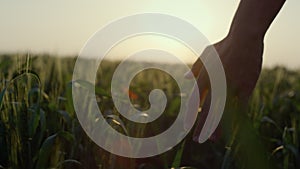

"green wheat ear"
[0, 55, 43, 169]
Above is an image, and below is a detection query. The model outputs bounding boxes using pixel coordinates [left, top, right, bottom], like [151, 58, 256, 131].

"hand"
[187, 35, 264, 142]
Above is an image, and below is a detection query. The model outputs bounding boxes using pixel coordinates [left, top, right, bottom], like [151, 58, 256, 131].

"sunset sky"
[0, 0, 299, 68]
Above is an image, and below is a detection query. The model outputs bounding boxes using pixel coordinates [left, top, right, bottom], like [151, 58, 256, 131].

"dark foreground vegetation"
[0, 54, 299, 169]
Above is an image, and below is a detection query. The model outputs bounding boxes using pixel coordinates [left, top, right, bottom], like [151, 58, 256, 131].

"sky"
[0, 0, 299, 68]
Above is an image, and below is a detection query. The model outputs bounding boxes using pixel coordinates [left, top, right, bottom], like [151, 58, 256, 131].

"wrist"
[226, 26, 265, 43]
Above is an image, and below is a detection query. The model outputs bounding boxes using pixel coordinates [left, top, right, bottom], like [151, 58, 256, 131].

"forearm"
[228, 0, 286, 40]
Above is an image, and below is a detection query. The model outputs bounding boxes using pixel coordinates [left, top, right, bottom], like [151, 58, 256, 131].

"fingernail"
[184, 71, 194, 79]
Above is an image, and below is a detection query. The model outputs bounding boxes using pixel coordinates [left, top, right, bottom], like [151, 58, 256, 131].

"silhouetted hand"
[186, 35, 264, 142]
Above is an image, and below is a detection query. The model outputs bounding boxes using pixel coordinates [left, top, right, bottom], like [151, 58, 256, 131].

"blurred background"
[0, 1, 300, 169]
[0, 0, 299, 67]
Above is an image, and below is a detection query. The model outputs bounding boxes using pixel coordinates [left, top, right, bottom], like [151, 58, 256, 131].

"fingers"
[196, 68, 210, 103]
[185, 45, 216, 79]
[193, 90, 211, 142]
[184, 67, 210, 131]
[191, 52, 222, 143]
[185, 45, 220, 142]
[185, 57, 203, 79]
[184, 55, 205, 79]
[193, 85, 222, 143]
